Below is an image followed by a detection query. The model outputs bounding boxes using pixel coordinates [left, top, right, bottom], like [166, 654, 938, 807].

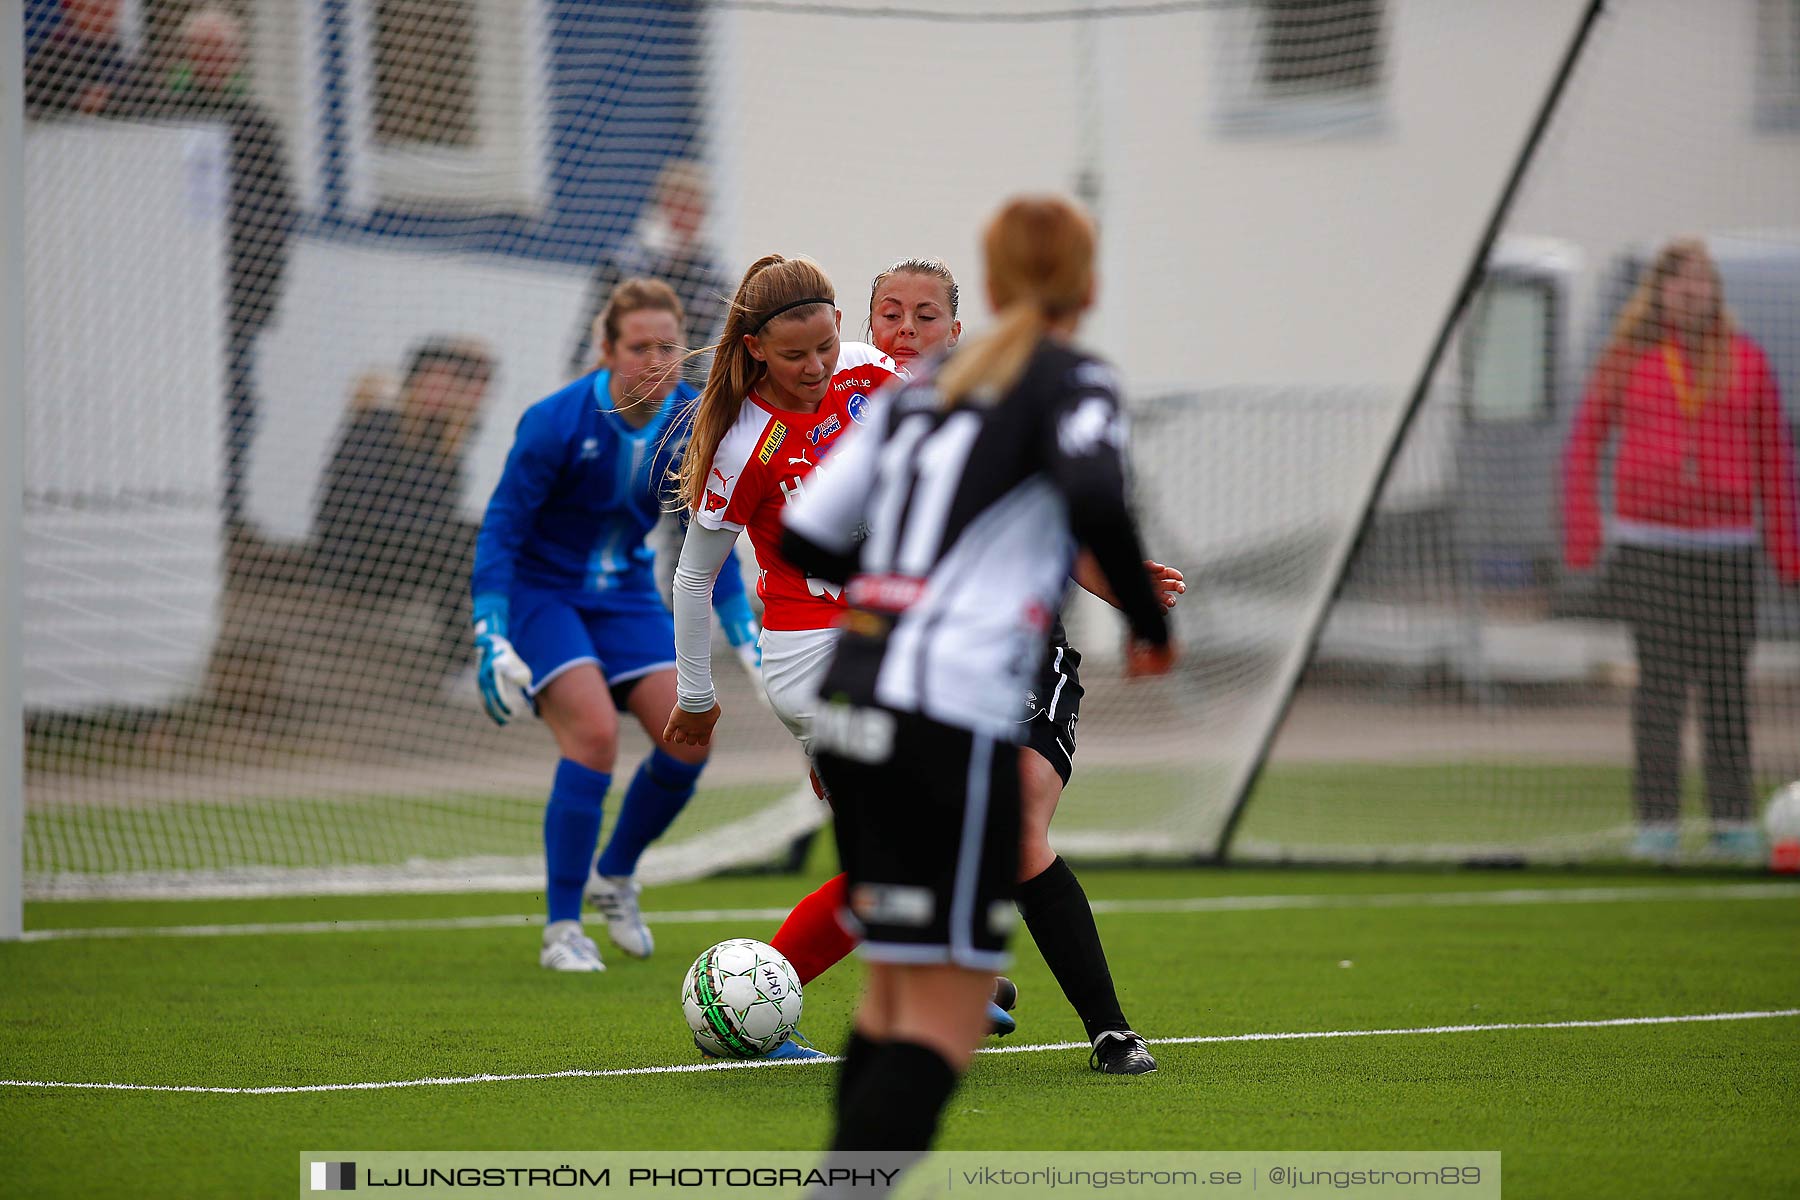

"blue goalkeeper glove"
[472, 595, 534, 725]
[715, 591, 763, 677]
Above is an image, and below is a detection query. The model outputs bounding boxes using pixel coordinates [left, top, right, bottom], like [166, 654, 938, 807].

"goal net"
[18, 0, 1798, 901]
[1222, 0, 1800, 866]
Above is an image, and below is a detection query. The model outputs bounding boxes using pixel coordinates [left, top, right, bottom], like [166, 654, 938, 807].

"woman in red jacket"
[1563, 238, 1799, 861]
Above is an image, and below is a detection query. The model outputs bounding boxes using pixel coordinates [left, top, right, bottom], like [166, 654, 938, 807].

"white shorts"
[760, 627, 841, 752]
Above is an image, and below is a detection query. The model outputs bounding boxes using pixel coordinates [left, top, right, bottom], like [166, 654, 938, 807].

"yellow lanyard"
[1662, 342, 1705, 419]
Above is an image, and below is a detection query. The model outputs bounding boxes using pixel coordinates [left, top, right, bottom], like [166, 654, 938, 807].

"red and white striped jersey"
[694, 341, 900, 630]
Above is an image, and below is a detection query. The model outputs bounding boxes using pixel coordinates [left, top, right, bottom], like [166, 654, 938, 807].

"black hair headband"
[754, 296, 834, 332]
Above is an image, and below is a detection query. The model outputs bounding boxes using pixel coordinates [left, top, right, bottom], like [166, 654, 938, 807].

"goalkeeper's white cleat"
[540, 920, 605, 972]
[589, 875, 654, 959]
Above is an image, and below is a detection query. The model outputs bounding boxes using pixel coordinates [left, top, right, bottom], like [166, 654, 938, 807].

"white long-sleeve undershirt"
[672, 520, 741, 713]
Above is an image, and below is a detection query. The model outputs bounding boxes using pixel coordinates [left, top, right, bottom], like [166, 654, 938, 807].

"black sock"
[1018, 856, 1129, 1043]
[835, 1029, 882, 1126]
[829, 1040, 959, 1152]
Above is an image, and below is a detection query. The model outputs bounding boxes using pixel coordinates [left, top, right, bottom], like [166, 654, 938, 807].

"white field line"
[18, 882, 1799, 943]
[976, 1008, 1800, 1054]
[2, 1009, 1794, 1096]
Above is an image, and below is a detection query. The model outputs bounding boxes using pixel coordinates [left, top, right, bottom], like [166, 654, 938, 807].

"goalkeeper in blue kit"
[471, 279, 760, 972]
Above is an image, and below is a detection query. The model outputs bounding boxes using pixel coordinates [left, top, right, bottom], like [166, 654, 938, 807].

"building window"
[1463, 277, 1555, 424]
[372, 0, 478, 150]
[1756, 0, 1800, 132]
[1261, 0, 1383, 96]
[1214, 0, 1388, 137]
[339, 0, 549, 211]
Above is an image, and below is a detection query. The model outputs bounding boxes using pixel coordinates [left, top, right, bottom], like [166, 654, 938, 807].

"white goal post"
[4, 0, 29, 940]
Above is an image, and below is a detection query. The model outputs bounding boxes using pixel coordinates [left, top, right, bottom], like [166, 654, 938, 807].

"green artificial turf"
[3, 866, 1796, 1198]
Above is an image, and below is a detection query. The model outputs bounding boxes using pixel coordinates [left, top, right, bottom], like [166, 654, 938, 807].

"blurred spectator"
[1562, 238, 1800, 862]
[567, 160, 730, 378]
[24, 0, 137, 117]
[162, 6, 297, 526]
[313, 339, 496, 670]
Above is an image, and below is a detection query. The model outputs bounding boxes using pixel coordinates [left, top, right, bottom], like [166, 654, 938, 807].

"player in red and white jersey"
[664, 255, 956, 1062]
[662, 255, 899, 760]
[696, 340, 894, 633]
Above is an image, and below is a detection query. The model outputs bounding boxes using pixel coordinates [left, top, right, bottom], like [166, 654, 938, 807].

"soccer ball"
[681, 938, 804, 1058]
[1763, 781, 1800, 843]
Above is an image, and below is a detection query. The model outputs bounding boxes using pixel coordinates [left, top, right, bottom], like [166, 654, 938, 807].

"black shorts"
[1023, 641, 1083, 786]
[814, 707, 1021, 970]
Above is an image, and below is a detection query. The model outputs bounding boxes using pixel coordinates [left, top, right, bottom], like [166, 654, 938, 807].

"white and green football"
[1764, 780, 1800, 843]
[681, 938, 804, 1058]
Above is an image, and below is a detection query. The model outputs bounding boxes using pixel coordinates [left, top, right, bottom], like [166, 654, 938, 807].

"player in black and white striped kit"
[782, 196, 1173, 1157]
[870, 259, 1183, 1074]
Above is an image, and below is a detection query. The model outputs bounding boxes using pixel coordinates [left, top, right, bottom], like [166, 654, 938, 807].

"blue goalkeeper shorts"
[509, 587, 677, 709]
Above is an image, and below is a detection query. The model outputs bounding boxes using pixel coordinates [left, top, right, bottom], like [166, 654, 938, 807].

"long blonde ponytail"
[937, 195, 1095, 410]
[934, 305, 1047, 410]
[675, 254, 836, 511]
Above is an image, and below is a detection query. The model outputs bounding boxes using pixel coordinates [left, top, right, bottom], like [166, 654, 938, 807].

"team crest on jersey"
[1057, 397, 1123, 457]
[847, 393, 870, 424]
[704, 490, 728, 513]
[807, 414, 842, 446]
[758, 421, 788, 464]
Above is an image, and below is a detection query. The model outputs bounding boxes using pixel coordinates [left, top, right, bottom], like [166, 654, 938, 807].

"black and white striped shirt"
[781, 340, 1168, 739]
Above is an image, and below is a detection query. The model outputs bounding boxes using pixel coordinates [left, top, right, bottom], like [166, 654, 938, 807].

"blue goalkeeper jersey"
[472, 370, 746, 608]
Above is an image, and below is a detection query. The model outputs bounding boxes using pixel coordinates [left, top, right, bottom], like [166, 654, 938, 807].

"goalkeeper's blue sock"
[545, 759, 610, 924]
[596, 749, 704, 878]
